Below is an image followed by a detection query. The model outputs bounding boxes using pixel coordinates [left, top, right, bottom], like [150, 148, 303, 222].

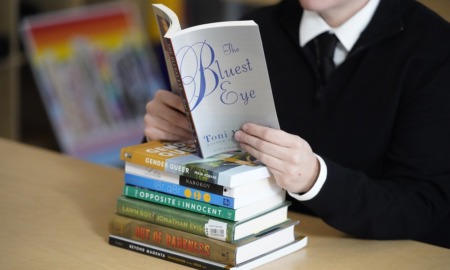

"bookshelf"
[0, 0, 20, 140]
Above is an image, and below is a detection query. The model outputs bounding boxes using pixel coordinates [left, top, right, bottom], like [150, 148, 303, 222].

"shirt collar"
[300, 0, 380, 51]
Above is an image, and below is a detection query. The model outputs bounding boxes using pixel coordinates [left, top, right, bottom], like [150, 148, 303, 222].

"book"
[109, 234, 307, 270]
[124, 172, 234, 208]
[152, 4, 280, 158]
[123, 185, 286, 221]
[108, 214, 299, 266]
[124, 172, 281, 209]
[120, 140, 272, 188]
[116, 195, 290, 243]
[125, 161, 282, 199]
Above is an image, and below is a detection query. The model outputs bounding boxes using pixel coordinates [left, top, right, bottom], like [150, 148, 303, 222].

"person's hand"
[234, 123, 320, 194]
[144, 90, 193, 142]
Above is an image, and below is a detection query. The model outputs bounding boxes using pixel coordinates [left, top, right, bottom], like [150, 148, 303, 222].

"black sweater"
[243, 0, 450, 248]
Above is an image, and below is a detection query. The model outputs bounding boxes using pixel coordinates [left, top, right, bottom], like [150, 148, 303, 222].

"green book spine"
[123, 185, 236, 221]
[116, 195, 236, 242]
[109, 214, 238, 265]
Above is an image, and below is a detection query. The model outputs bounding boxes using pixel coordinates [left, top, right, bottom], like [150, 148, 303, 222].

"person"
[144, 0, 450, 248]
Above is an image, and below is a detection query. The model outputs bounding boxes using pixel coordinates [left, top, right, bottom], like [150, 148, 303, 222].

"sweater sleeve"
[300, 54, 450, 247]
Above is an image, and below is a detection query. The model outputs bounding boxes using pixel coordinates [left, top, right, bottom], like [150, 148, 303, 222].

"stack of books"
[108, 140, 307, 269]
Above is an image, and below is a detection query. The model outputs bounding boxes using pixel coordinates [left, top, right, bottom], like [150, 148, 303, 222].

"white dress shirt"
[300, 0, 380, 66]
[289, 0, 380, 201]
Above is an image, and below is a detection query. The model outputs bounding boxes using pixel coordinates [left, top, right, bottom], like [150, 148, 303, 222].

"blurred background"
[1, 0, 449, 166]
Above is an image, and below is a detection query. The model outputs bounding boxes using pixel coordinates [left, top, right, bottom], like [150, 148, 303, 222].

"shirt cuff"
[288, 154, 327, 201]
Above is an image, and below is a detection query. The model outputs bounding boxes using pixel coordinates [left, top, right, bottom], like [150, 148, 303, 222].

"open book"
[152, 4, 279, 158]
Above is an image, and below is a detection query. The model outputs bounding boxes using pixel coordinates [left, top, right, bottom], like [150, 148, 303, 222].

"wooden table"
[0, 138, 448, 269]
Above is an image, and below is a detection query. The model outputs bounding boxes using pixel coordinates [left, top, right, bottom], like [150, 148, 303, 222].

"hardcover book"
[125, 161, 282, 199]
[109, 234, 307, 270]
[108, 214, 299, 266]
[116, 195, 290, 243]
[120, 140, 272, 188]
[123, 185, 286, 221]
[152, 4, 279, 158]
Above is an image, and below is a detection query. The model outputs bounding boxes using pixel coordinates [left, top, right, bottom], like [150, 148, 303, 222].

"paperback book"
[124, 161, 282, 199]
[116, 195, 290, 243]
[123, 185, 286, 221]
[125, 172, 235, 208]
[108, 214, 299, 266]
[152, 4, 279, 158]
[124, 172, 281, 209]
[120, 140, 272, 188]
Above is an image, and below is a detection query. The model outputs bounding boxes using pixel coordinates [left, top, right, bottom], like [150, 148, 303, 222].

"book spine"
[121, 147, 222, 184]
[121, 149, 168, 170]
[123, 185, 237, 221]
[164, 36, 203, 156]
[123, 155, 224, 186]
[120, 141, 271, 188]
[109, 235, 228, 270]
[116, 195, 235, 242]
[120, 141, 196, 173]
[125, 162, 229, 196]
[109, 214, 237, 265]
[124, 173, 236, 208]
[179, 175, 229, 196]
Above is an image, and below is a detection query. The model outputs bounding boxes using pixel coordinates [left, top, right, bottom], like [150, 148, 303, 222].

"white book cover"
[152, 4, 280, 158]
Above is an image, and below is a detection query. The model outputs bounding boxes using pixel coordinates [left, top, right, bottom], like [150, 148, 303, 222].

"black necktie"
[308, 32, 338, 86]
